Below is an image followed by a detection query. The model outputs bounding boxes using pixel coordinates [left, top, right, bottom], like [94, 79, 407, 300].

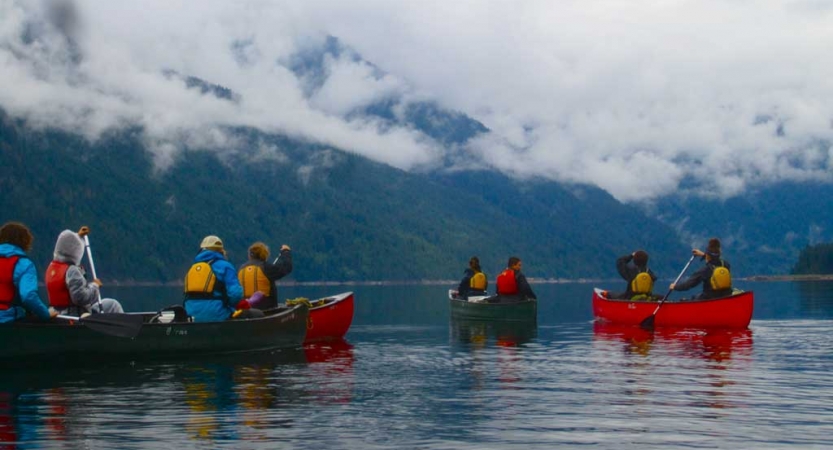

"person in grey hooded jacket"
[45, 227, 124, 315]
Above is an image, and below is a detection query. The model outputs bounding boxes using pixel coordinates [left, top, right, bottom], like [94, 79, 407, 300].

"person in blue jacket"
[0, 222, 58, 323]
[183, 235, 259, 322]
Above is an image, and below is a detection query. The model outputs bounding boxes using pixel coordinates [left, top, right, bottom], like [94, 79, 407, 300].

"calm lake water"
[3, 280, 833, 449]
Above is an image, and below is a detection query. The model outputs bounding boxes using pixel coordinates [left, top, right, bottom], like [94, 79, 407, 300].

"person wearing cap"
[0, 221, 59, 323]
[183, 235, 252, 322]
[670, 238, 733, 300]
[45, 226, 125, 316]
[611, 250, 657, 300]
[237, 241, 293, 310]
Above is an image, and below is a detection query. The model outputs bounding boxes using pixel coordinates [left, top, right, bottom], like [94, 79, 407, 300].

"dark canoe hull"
[305, 291, 355, 344]
[448, 290, 537, 322]
[0, 304, 309, 361]
[592, 288, 754, 329]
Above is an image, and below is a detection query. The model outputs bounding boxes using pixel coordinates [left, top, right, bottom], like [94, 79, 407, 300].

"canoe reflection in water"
[592, 322, 754, 363]
[180, 343, 355, 441]
[450, 317, 538, 347]
[303, 339, 355, 404]
[592, 323, 754, 411]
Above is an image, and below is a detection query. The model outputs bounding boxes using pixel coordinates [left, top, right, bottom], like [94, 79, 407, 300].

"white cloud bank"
[1, 0, 832, 202]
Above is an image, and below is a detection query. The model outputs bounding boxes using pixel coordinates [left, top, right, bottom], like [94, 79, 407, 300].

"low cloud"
[1, 0, 832, 202]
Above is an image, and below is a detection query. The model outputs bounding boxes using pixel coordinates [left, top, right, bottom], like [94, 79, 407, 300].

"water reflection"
[0, 348, 315, 446]
[182, 364, 237, 440]
[796, 280, 833, 317]
[592, 322, 754, 413]
[303, 340, 355, 404]
[592, 322, 753, 362]
[450, 318, 538, 347]
[0, 391, 18, 449]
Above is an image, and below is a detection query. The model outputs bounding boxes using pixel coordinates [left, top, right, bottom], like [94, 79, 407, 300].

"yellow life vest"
[238, 264, 272, 298]
[470, 272, 487, 291]
[184, 262, 217, 298]
[710, 261, 732, 290]
[631, 271, 653, 295]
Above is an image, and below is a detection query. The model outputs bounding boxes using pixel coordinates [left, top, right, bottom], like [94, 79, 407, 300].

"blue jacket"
[184, 250, 243, 322]
[0, 243, 52, 323]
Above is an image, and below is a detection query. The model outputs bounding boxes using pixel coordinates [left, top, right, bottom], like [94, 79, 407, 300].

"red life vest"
[0, 256, 21, 311]
[496, 268, 518, 295]
[46, 261, 73, 309]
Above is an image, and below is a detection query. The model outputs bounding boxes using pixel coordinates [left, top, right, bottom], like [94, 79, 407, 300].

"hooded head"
[706, 238, 721, 258]
[53, 230, 85, 265]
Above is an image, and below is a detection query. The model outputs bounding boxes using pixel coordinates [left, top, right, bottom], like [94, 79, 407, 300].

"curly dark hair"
[0, 222, 34, 252]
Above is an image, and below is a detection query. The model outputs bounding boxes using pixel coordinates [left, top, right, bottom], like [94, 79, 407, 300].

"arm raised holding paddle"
[670, 238, 734, 301]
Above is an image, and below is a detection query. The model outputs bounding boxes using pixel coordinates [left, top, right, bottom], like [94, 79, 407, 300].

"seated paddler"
[237, 241, 293, 310]
[495, 256, 537, 302]
[611, 249, 657, 301]
[457, 256, 488, 299]
[0, 221, 58, 323]
[670, 238, 733, 300]
[184, 235, 262, 322]
[46, 226, 125, 316]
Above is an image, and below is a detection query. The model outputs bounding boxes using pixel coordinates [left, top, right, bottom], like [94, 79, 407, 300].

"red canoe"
[304, 292, 355, 343]
[592, 288, 754, 329]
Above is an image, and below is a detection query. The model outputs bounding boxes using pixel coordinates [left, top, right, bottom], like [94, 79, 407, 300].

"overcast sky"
[2, 0, 832, 202]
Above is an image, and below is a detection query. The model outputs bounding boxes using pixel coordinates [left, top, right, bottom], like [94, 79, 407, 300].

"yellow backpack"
[630, 271, 653, 295]
[238, 264, 272, 298]
[470, 272, 487, 291]
[184, 262, 217, 296]
[710, 262, 732, 290]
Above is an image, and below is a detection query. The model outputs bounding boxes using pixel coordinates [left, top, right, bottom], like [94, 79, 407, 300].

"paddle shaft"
[56, 313, 143, 339]
[83, 234, 104, 312]
[57, 314, 82, 321]
[648, 255, 697, 317]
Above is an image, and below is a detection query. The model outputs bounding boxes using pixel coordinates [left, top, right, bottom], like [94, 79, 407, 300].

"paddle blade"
[639, 314, 656, 331]
[80, 313, 144, 339]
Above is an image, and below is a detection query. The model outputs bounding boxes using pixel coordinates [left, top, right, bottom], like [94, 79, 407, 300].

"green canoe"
[448, 289, 537, 322]
[0, 303, 309, 363]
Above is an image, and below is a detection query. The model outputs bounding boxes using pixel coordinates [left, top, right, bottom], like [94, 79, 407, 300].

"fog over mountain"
[2, 0, 832, 203]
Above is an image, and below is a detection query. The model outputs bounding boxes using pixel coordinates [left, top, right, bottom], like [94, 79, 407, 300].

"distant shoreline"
[739, 274, 833, 282]
[65, 274, 833, 288]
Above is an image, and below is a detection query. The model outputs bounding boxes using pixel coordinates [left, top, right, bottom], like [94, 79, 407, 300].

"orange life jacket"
[238, 263, 272, 298]
[45, 261, 73, 309]
[496, 269, 518, 295]
[0, 256, 21, 310]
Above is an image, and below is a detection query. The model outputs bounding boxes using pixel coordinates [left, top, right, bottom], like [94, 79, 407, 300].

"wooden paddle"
[639, 255, 696, 330]
[57, 313, 144, 339]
